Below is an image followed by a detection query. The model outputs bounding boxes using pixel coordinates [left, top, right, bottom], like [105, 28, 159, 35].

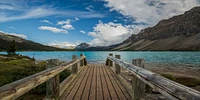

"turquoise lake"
[0, 51, 200, 64]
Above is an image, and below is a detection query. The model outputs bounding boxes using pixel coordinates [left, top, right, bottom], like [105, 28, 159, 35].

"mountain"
[75, 42, 90, 50]
[0, 32, 68, 51]
[112, 6, 200, 51]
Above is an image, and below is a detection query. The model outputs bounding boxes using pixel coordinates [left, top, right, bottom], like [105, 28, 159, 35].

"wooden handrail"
[107, 55, 200, 100]
[0, 55, 86, 100]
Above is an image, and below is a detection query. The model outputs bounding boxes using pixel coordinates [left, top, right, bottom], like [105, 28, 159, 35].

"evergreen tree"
[7, 40, 16, 55]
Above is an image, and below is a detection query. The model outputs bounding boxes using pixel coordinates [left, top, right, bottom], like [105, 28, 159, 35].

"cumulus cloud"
[38, 26, 68, 34]
[57, 19, 74, 30]
[80, 30, 86, 34]
[104, 0, 200, 26]
[88, 21, 140, 46]
[0, 30, 27, 39]
[40, 20, 52, 24]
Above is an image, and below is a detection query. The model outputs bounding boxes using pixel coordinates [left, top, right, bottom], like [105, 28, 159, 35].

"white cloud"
[48, 41, 81, 49]
[80, 30, 86, 34]
[75, 17, 79, 20]
[0, 5, 14, 10]
[0, 1, 105, 22]
[57, 19, 71, 25]
[38, 26, 68, 34]
[0, 30, 27, 39]
[40, 20, 52, 24]
[86, 5, 94, 12]
[104, 0, 200, 26]
[62, 24, 74, 30]
[88, 21, 137, 46]
[57, 19, 74, 30]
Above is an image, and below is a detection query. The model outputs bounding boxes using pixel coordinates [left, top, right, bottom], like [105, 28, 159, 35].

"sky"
[0, 0, 200, 48]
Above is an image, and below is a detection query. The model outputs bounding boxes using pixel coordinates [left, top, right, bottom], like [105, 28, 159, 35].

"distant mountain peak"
[75, 42, 90, 50]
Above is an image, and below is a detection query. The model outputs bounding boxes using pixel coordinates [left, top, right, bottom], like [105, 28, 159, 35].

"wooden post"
[46, 59, 60, 100]
[132, 59, 145, 100]
[115, 55, 121, 74]
[109, 53, 113, 67]
[80, 54, 84, 67]
[72, 55, 78, 74]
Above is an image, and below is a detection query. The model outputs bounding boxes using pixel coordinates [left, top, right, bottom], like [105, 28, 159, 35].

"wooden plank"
[104, 65, 128, 100]
[89, 65, 97, 100]
[59, 66, 88, 100]
[81, 65, 94, 100]
[97, 64, 104, 100]
[108, 67, 132, 100]
[59, 66, 84, 96]
[73, 65, 93, 100]
[65, 65, 92, 100]
[102, 65, 119, 100]
[100, 65, 111, 100]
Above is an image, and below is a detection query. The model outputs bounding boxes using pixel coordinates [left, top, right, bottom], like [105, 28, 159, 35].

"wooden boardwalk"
[60, 64, 131, 100]
[1, 54, 200, 100]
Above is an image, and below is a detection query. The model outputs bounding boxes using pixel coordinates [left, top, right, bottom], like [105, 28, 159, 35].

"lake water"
[0, 51, 200, 64]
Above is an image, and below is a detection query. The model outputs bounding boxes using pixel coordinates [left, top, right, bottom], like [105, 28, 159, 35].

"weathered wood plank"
[73, 65, 92, 100]
[108, 66, 132, 100]
[89, 65, 97, 100]
[65, 65, 92, 100]
[100, 65, 111, 100]
[102, 65, 119, 100]
[81, 65, 94, 100]
[104, 65, 128, 100]
[59, 66, 84, 96]
[59, 66, 88, 100]
[97, 64, 104, 100]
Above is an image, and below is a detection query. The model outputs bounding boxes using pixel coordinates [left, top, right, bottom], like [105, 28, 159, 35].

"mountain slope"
[112, 6, 200, 51]
[0, 32, 68, 51]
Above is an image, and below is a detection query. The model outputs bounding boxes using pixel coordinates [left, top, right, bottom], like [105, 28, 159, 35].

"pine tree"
[7, 40, 16, 55]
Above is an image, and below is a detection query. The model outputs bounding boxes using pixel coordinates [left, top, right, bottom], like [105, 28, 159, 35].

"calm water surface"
[0, 51, 200, 64]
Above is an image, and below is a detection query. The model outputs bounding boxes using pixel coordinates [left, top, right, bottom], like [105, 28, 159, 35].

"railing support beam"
[132, 59, 145, 100]
[109, 53, 113, 67]
[80, 54, 84, 67]
[46, 59, 60, 100]
[72, 55, 78, 74]
[115, 55, 121, 74]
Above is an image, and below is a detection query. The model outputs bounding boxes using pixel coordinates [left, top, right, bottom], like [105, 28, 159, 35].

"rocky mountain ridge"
[112, 6, 200, 51]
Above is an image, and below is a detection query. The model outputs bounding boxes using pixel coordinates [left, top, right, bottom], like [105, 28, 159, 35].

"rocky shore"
[145, 62, 200, 91]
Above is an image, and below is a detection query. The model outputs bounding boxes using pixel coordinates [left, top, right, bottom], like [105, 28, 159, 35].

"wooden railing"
[0, 54, 87, 100]
[106, 54, 200, 100]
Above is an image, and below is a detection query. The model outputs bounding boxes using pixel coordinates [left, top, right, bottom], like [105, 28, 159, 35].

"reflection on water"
[0, 51, 200, 64]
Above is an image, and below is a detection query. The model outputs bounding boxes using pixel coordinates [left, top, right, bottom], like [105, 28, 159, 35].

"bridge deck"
[60, 64, 131, 100]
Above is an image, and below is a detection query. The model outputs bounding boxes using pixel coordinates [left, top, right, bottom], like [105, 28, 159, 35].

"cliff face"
[0, 32, 67, 51]
[113, 7, 200, 51]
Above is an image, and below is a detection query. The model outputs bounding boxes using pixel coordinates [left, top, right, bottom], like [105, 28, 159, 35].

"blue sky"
[0, 0, 199, 48]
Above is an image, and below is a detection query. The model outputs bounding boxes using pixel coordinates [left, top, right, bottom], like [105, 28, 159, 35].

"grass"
[0, 54, 71, 100]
